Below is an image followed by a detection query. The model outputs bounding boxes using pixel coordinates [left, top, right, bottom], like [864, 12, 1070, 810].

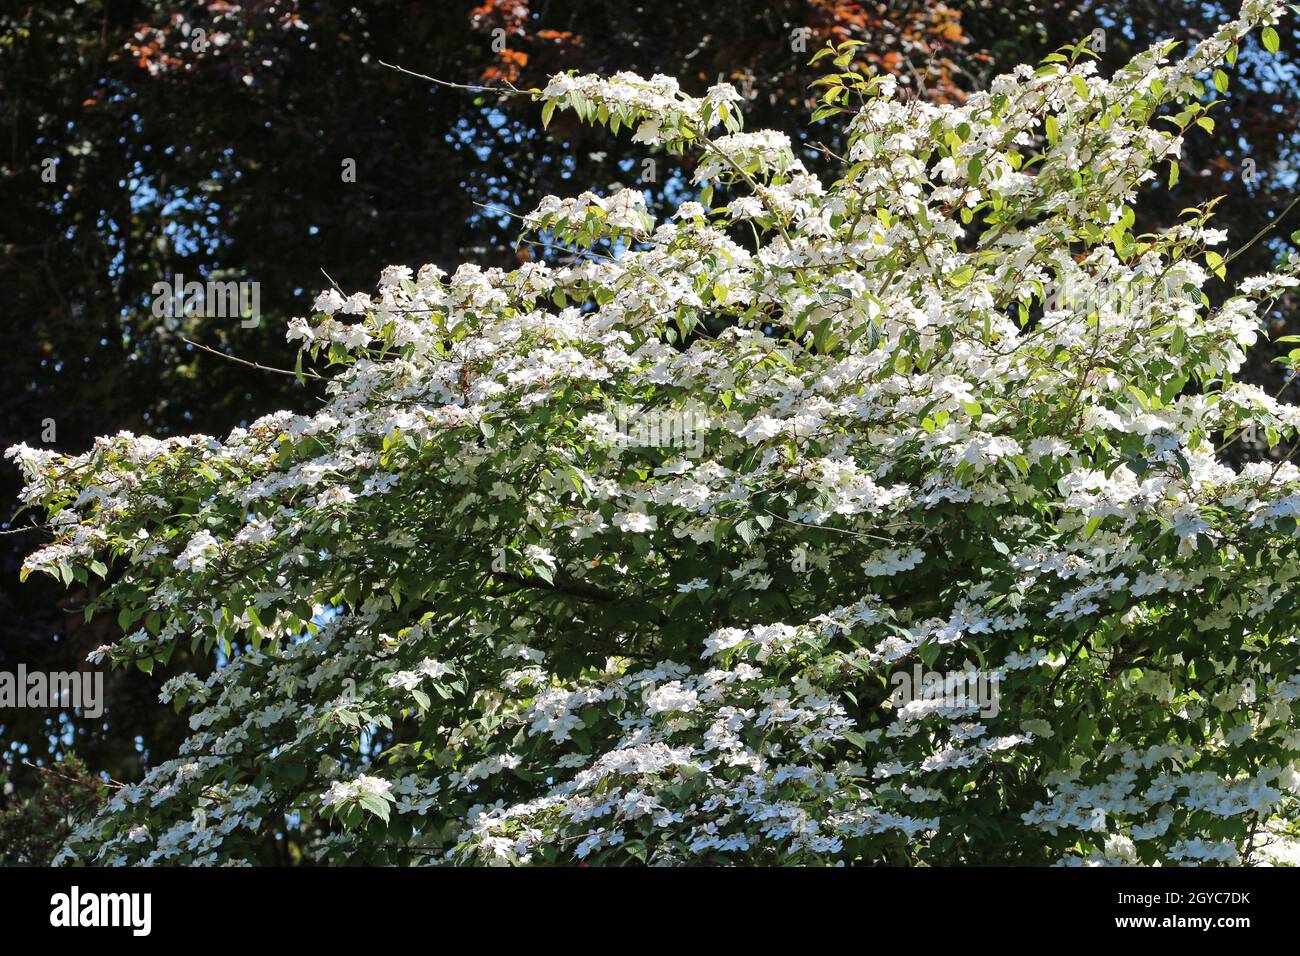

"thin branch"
[493, 570, 621, 605]
[1222, 192, 1300, 269]
[0, 522, 44, 536]
[762, 509, 897, 543]
[489, 570, 669, 625]
[182, 337, 323, 381]
[1046, 637, 1089, 697]
[319, 268, 345, 295]
[376, 60, 532, 97]
[22, 759, 127, 791]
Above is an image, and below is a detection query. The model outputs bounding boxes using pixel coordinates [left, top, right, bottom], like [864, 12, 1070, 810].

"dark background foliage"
[2, 0, 1296, 862]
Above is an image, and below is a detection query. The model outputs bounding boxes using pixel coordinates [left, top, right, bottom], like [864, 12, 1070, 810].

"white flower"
[612, 511, 657, 533]
[644, 681, 698, 715]
[737, 416, 783, 444]
[313, 289, 345, 314]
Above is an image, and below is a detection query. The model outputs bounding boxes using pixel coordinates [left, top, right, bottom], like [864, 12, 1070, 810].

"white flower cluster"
[15, 0, 1300, 866]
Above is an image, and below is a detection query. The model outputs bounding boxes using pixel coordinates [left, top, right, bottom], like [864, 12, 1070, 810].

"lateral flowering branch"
[10, 0, 1300, 866]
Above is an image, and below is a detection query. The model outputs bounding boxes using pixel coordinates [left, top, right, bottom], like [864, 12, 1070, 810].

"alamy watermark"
[604, 402, 708, 457]
[0, 665, 103, 719]
[50, 886, 151, 936]
[1041, 273, 1187, 323]
[150, 273, 260, 328]
[890, 663, 1001, 719]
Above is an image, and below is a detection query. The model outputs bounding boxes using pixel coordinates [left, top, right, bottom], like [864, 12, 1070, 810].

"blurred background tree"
[1, 0, 1296, 862]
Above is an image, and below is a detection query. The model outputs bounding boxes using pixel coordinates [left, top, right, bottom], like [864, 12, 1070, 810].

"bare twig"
[376, 60, 532, 98]
[1222, 192, 1300, 269]
[182, 337, 323, 380]
[22, 759, 127, 791]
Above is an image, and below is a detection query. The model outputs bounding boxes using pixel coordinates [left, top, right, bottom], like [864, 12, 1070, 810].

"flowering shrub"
[11, 0, 1300, 866]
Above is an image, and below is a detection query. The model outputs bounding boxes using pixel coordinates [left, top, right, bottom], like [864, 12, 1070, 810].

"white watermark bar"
[49, 886, 151, 936]
[0, 665, 104, 718]
[889, 663, 1001, 719]
[606, 403, 708, 457]
[150, 273, 261, 328]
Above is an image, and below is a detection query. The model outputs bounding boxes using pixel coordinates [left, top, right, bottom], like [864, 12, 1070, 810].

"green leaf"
[358, 792, 392, 824]
[1205, 250, 1226, 279]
